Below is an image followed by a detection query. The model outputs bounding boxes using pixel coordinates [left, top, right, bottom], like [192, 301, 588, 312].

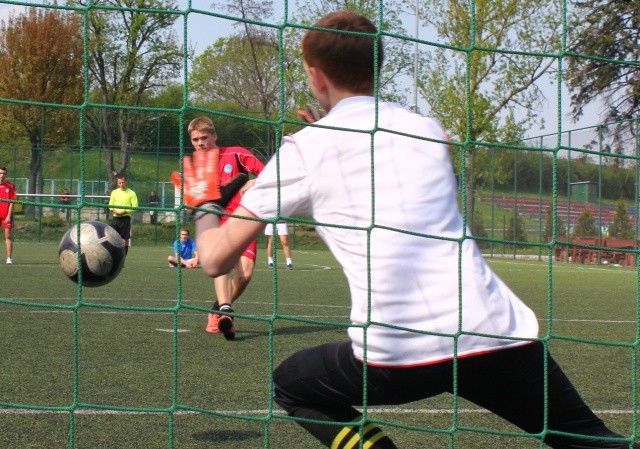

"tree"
[191, 34, 283, 115]
[472, 210, 488, 248]
[505, 212, 528, 243]
[288, 0, 413, 105]
[419, 0, 562, 227]
[566, 0, 640, 150]
[72, 0, 183, 189]
[607, 199, 634, 239]
[573, 209, 597, 237]
[544, 206, 567, 242]
[191, 0, 281, 113]
[0, 7, 83, 210]
[189, 0, 300, 155]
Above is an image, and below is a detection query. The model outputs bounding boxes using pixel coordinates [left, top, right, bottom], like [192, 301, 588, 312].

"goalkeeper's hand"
[170, 148, 248, 213]
[296, 104, 326, 123]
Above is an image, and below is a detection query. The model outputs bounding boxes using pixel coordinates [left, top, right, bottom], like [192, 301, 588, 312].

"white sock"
[286, 258, 292, 265]
[268, 257, 274, 264]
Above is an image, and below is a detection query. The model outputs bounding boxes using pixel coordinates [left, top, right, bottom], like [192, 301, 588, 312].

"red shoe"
[206, 313, 221, 334]
[217, 314, 236, 340]
[206, 309, 236, 339]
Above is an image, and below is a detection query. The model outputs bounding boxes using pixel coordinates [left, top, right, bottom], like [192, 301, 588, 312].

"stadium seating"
[479, 196, 636, 227]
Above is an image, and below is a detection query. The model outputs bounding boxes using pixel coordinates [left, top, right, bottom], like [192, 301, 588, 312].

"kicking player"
[186, 117, 264, 340]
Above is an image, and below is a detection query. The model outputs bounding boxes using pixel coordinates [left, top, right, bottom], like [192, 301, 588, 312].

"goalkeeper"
[174, 11, 637, 449]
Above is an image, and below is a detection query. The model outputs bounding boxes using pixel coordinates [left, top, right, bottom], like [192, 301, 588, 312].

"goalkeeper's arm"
[196, 207, 266, 278]
[171, 147, 266, 277]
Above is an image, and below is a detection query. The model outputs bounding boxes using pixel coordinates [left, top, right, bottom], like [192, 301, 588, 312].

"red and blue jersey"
[0, 181, 17, 219]
[218, 146, 264, 213]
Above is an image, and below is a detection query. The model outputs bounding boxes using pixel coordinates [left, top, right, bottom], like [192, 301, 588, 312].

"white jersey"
[242, 96, 538, 367]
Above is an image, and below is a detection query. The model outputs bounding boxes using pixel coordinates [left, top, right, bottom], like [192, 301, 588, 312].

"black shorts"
[110, 216, 131, 240]
[273, 341, 625, 448]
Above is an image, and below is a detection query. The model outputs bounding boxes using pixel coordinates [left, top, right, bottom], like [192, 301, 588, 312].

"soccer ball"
[58, 221, 126, 287]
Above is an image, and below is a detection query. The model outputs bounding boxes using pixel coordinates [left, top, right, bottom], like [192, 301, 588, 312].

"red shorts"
[1, 217, 12, 229]
[242, 241, 257, 262]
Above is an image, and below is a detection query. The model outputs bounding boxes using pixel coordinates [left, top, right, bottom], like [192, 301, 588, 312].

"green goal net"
[0, 1, 638, 449]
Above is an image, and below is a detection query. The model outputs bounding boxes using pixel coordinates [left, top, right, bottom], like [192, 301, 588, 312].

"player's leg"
[4, 225, 12, 263]
[280, 235, 293, 269]
[210, 245, 256, 339]
[277, 222, 293, 268]
[110, 217, 130, 255]
[266, 223, 276, 268]
[168, 255, 178, 267]
[280, 235, 292, 258]
[122, 217, 131, 255]
[273, 342, 401, 448]
[267, 235, 274, 268]
[231, 254, 255, 302]
[206, 274, 232, 335]
[215, 271, 236, 339]
[456, 342, 631, 449]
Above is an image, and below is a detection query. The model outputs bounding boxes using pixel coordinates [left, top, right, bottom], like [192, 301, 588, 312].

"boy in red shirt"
[186, 117, 264, 340]
[0, 166, 17, 264]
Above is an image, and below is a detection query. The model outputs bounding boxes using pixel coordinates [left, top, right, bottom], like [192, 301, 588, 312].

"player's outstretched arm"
[296, 104, 325, 123]
[171, 148, 262, 277]
[197, 207, 265, 278]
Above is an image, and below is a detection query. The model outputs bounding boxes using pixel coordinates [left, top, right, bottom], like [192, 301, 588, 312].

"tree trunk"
[27, 135, 42, 219]
[117, 110, 129, 180]
[102, 109, 116, 191]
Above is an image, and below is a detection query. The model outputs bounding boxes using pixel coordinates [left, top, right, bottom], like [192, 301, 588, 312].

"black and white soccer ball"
[58, 221, 126, 287]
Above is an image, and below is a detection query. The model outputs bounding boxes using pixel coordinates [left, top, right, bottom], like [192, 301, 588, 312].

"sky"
[0, 1, 604, 141]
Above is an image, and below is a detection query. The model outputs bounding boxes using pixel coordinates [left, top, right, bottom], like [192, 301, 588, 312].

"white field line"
[0, 304, 636, 324]
[0, 306, 635, 324]
[0, 407, 637, 416]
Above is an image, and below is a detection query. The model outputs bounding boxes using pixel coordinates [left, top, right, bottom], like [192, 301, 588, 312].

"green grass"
[0, 147, 180, 186]
[0, 244, 638, 448]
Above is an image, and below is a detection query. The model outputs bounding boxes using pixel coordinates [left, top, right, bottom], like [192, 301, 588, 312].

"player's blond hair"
[188, 117, 216, 136]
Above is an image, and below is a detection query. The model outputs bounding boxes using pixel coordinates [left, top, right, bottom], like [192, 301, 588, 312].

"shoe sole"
[218, 315, 236, 340]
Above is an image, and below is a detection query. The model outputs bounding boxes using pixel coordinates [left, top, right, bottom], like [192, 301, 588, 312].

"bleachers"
[479, 196, 636, 226]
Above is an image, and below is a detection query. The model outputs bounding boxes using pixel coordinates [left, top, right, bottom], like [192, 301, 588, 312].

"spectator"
[148, 190, 159, 224]
[59, 187, 71, 221]
[168, 228, 198, 268]
[266, 221, 293, 269]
